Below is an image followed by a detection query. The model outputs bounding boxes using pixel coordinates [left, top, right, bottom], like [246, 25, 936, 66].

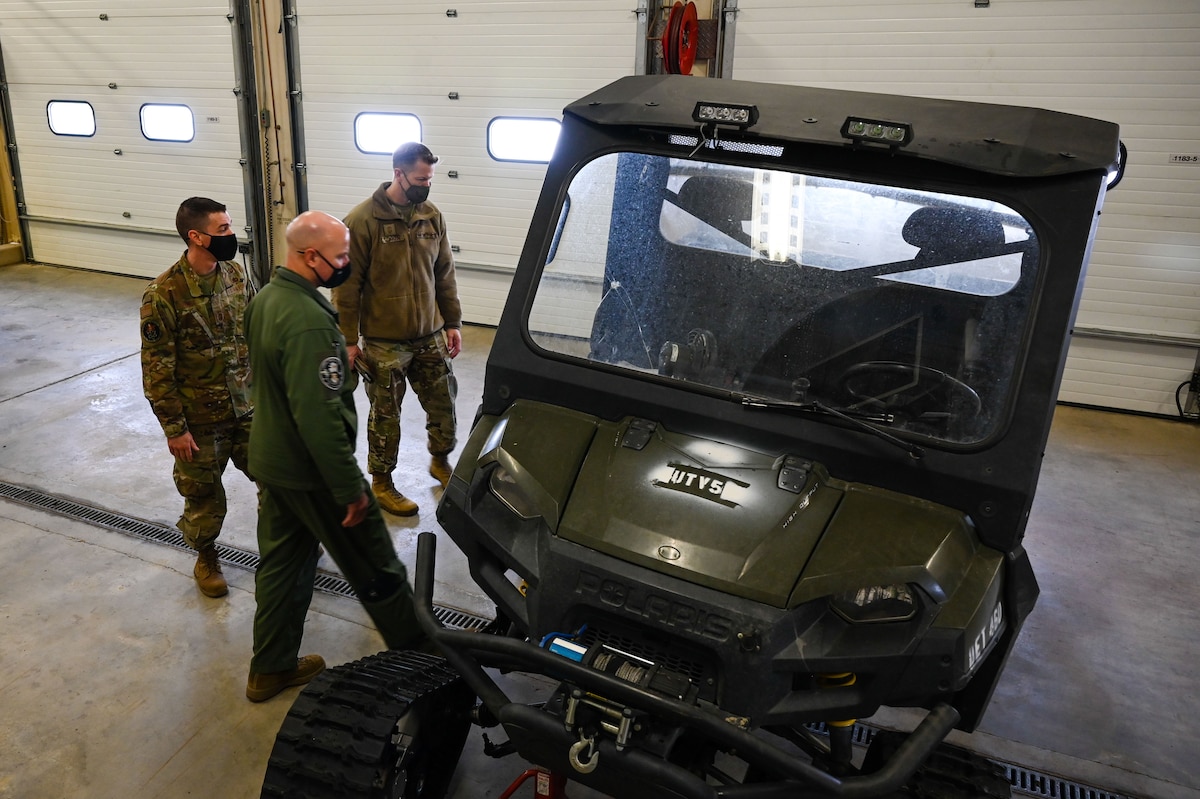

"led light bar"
[841, 117, 913, 147]
[693, 101, 759, 128]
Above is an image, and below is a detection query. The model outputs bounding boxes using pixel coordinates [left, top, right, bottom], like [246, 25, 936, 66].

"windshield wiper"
[739, 394, 926, 460]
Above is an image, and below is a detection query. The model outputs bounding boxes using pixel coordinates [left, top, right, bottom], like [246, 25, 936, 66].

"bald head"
[286, 210, 346, 252]
[285, 211, 350, 286]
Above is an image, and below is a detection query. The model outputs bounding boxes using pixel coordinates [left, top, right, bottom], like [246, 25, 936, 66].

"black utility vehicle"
[263, 75, 1122, 798]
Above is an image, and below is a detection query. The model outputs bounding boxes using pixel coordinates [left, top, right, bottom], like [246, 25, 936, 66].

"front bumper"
[414, 531, 961, 799]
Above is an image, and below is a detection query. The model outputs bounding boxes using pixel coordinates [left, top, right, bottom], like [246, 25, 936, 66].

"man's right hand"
[342, 491, 369, 527]
[346, 344, 361, 368]
[168, 432, 200, 462]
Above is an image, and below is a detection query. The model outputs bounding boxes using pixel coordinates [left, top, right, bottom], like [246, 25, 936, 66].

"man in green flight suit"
[140, 197, 255, 598]
[243, 210, 426, 702]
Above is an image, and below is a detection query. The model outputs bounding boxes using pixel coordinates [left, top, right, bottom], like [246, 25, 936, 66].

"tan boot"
[194, 544, 228, 598]
[246, 654, 326, 702]
[371, 474, 419, 516]
[429, 454, 453, 488]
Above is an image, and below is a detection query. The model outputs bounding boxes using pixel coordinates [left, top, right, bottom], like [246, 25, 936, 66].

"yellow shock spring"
[817, 672, 858, 728]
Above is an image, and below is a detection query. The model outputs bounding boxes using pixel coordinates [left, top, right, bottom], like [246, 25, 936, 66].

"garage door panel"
[457, 271, 516, 327]
[11, 88, 245, 233]
[1084, 274, 1200, 297]
[8, 86, 239, 135]
[1, 5, 236, 89]
[0, 0, 249, 276]
[1062, 339, 1196, 416]
[19, 158, 244, 228]
[7, 89, 242, 155]
[27, 221, 196, 280]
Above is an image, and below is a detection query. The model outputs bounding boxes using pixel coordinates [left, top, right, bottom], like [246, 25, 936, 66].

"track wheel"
[262, 649, 476, 799]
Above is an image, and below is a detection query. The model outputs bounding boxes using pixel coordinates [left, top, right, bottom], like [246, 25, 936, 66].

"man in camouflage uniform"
[140, 196, 255, 598]
[334, 142, 462, 516]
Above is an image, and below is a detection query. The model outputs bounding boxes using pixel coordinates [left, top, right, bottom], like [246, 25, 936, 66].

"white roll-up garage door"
[0, 1, 249, 279]
[727, 0, 1200, 415]
[291, 0, 640, 325]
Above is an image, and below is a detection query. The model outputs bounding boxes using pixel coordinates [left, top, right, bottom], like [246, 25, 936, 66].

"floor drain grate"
[1005, 765, 1135, 799]
[802, 720, 1140, 799]
[0, 479, 491, 631]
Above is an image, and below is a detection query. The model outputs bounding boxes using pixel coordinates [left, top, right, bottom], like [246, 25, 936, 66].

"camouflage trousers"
[362, 332, 458, 476]
[173, 416, 254, 550]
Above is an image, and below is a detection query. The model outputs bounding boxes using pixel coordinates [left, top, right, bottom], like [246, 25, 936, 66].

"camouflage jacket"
[140, 252, 255, 438]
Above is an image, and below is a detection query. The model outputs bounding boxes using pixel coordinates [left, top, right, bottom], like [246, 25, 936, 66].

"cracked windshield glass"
[528, 152, 1040, 446]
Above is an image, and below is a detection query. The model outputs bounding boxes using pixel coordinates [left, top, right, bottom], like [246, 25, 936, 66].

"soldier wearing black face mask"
[140, 196, 256, 599]
[335, 141, 463, 517]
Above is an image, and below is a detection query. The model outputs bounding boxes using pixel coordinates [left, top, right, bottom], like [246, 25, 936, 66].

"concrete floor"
[1, 261, 1198, 799]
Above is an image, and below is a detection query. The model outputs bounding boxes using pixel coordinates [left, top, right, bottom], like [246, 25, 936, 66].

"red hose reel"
[661, 1, 700, 75]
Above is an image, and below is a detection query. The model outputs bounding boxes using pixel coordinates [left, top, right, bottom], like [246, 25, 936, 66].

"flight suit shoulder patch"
[318, 356, 345, 391]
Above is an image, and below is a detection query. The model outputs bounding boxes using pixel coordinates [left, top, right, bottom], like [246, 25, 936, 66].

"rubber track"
[262, 650, 472, 799]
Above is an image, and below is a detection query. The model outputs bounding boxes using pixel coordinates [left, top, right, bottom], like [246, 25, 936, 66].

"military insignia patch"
[381, 222, 403, 245]
[141, 320, 162, 342]
[318, 356, 344, 390]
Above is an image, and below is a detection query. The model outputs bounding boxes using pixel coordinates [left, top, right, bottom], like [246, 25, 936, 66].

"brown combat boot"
[194, 544, 228, 598]
[429, 454, 453, 488]
[246, 654, 326, 702]
[371, 473, 419, 516]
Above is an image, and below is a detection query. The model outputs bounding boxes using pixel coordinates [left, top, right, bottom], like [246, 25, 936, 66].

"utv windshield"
[528, 152, 1040, 446]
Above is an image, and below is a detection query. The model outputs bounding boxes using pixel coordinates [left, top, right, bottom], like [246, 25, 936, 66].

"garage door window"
[47, 101, 96, 137]
[140, 104, 195, 142]
[488, 117, 561, 163]
[355, 113, 421, 155]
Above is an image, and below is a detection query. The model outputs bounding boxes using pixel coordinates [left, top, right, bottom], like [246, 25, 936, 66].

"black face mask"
[402, 173, 430, 204]
[314, 250, 352, 289]
[202, 232, 239, 262]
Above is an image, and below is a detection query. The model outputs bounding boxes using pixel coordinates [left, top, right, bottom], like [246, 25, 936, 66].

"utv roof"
[565, 75, 1120, 179]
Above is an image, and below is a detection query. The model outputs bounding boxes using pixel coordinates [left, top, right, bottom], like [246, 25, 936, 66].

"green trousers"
[251, 481, 424, 674]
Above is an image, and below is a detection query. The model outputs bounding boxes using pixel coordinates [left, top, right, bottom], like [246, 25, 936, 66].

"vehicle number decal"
[653, 463, 749, 508]
[966, 601, 1004, 673]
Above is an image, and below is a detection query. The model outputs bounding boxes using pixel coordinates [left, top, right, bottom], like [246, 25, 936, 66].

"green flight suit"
[245, 267, 423, 673]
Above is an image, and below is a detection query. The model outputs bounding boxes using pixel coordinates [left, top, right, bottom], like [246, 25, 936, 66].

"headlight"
[830, 584, 918, 623]
[489, 466, 538, 519]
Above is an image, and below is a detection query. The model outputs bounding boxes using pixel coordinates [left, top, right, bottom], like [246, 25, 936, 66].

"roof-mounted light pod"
[841, 117, 913, 148]
[693, 102, 759, 129]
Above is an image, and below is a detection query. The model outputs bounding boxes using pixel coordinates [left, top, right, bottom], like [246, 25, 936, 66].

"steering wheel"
[659, 328, 718, 380]
[837, 361, 982, 417]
